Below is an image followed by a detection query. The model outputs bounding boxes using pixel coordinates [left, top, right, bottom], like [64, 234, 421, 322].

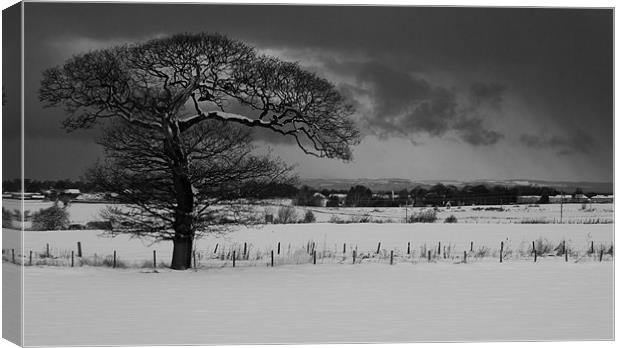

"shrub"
[275, 206, 298, 224]
[328, 215, 344, 224]
[475, 246, 490, 258]
[85, 221, 113, 230]
[31, 204, 69, 230]
[2, 207, 13, 228]
[303, 210, 316, 223]
[408, 209, 437, 223]
[350, 214, 372, 223]
[444, 215, 458, 223]
[533, 238, 554, 256]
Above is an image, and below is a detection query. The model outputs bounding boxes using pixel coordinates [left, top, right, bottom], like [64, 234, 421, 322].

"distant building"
[572, 194, 590, 203]
[591, 195, 613, 203]
[312, 192, 328, 207]
[9, 192, 40, 200]
[549, 195, 572, 204]
[516, 195, 541, 204]
[63, 189, 81, 196]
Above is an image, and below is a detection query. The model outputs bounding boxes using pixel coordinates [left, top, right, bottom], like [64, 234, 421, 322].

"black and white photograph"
[1, 2, 615, 346]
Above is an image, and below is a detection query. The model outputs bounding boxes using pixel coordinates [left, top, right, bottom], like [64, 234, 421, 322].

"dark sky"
[10, 3, 613, 182]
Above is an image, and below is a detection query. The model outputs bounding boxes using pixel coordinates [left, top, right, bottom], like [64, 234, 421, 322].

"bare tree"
[89, 119, 291, 247]
[40, 33, 360, 270]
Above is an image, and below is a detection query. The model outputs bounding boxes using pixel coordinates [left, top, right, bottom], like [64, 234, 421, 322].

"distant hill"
[300, 178, 613, 194]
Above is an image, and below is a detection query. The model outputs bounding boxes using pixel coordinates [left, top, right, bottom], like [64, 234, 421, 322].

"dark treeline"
[3, 178, 97, 193]
[5, 179, 598, 208]
[293, 183, 592, 207]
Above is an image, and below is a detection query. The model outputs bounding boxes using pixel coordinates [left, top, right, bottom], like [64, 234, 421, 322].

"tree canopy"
[40, 33, 360, 159]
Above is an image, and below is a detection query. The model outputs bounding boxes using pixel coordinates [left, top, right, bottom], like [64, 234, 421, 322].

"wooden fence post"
[470, 241, 473, 252]
[29, 250, 32, 266]
[277, 242, 281, 255]
[193, 250, 197, 269]
[46, 243, 50, 258]
[233, 250, 236, 268]
[352, 250, 356, 264]
[243, 242, 247, 258]
[343, 243, 346, 254]
[407, 242, 411, 255]
[499, 242, 504, 263]
[271, 250, 274, 267]
[564, 241, 568, 262]
[77, 241, 82, 257]
[590, 241, 594, 254]
[113, 250, 117, 268]
[532, 241, 537, 263]
[376, 242, 381, 254]
[153, 250, 157, 270]
[313, 250, 317, 265]
[390, 250, 394, 265]
[428, 250, 431, 262]
[213, 244, 218, 254]
[438, 242, 441, 256]
[463, 251, 467, 263]
[71, 250, 74, 267]
[11, 249, 15, 264]
[600, 246, 604, 262]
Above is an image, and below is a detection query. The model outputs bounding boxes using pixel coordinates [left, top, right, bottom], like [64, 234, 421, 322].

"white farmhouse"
[591, 195, 613, 203]
[548, 194, 572, 204]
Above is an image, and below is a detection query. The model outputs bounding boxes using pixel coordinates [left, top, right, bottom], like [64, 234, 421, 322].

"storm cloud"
[323, 59, 505, 145]
[519, 129, 596, 155]
[14, 4, 612, 182]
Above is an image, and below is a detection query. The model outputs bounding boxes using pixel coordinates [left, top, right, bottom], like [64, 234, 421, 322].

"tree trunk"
[169, 173, 195, 270]
[166, 120, 195, 270]
[171, 226, 193, 270]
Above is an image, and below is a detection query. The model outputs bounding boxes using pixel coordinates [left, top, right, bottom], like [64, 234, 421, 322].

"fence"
[2, 238, 614, 270]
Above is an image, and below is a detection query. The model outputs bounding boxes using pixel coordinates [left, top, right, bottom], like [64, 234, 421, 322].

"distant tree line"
[4, 178, 605, 208]
[292, 183, 601, 207]
[2, 178, 97, 193]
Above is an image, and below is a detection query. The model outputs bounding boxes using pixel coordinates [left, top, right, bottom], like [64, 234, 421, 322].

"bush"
[444, 215, 458, 223]
[303, 210, 316, 223]
[408, 209, 437, 223]
[475, 246, 490, 258]
[275, 206, 298, 224]
[85, 221, 113, 230]
[533, 238, 554, 256]
[31, 204, 69, 230]
[2, 207, 13, 228]
[346, 213, 372, 223]
[329, 215, 344, 224]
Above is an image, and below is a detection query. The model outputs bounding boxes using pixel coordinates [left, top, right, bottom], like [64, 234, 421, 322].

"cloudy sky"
[6, 3, 613, 182]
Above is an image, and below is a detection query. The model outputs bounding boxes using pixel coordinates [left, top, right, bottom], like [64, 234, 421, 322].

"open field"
[18, 260, 613, 346]
[2, 199, 614, 226]
[3, 201, 614, 345]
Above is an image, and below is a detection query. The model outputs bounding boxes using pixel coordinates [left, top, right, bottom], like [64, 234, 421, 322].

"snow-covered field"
[3, 199, 614, 225]
[3, 199, 614, 345]
[19, 260, 613, 346]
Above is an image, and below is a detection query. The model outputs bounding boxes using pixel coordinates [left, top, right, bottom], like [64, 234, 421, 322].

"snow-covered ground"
[3, 200, 613, 345]
[19, 260, 613, 346]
